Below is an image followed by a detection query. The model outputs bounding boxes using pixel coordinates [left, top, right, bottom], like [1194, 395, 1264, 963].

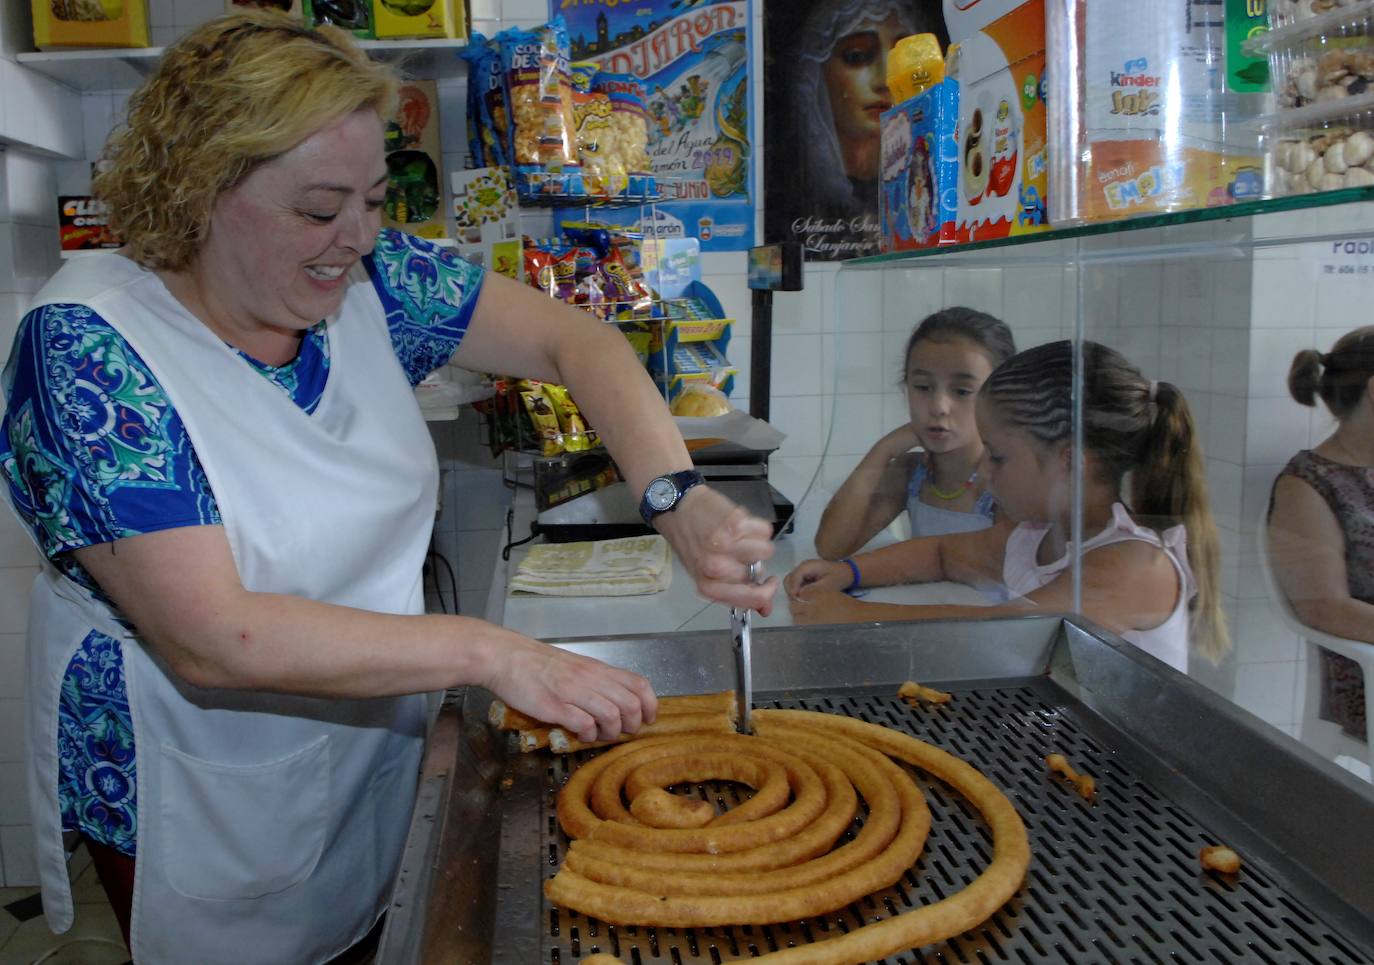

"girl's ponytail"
[984, 341, 1231, 662]
[1287, 348, 1325, 408]
[1287, 327, 1374, 418]
[1133, 381, 1229, 663]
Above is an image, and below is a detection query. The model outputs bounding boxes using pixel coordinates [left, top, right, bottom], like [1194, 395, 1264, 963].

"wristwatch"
[638, 470, 704, 525]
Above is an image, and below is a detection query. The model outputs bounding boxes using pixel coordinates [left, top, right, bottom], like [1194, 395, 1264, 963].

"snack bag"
[498, 17, 580, 197]
[458, 38, 490, 167]
[542, 383, 596, 452]
[592, 70, 656, 196]
[569, 62, 628, 198]
[469, 35, 510, 169]
[303, 0, 374, 38]
[518, 381, 564, 456]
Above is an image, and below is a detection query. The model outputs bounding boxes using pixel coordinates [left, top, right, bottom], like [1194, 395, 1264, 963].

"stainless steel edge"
[546, 613, 1064, 695]
[1049, 616, 1374, 948]
[377, 616, 1374, 963]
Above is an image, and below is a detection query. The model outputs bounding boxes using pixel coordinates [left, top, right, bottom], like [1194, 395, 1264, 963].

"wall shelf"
[840, 187, 1374, 269]
[16, 39, 470, 93]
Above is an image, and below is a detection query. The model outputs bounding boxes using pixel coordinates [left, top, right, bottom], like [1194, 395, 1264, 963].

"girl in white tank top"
[785, 341, 1229, 672]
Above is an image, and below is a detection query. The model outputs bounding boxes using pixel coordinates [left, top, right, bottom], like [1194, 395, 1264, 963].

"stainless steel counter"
[376, 615, 1374, 964]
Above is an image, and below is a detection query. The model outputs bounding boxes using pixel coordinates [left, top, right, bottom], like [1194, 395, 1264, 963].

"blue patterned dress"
[0, 230, 484, 857]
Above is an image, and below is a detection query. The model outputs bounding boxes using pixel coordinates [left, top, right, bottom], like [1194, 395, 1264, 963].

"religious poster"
[553, 0, 753, 251]
[764, 0, 947, 260]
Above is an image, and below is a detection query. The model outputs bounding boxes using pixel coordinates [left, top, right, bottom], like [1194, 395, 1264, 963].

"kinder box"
[880, 80, 960, 253]
[226, 0, 303, 17]
[946, 0, 1049, 242]
[1045, 0, 1264, 225]
[384, 81, 446, 238]
[32, 0, 150, 49]
[303, 0, 374, 38]
[371, 0, 465, 40]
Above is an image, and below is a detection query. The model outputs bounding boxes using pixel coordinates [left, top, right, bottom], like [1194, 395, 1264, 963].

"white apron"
[17, 253, 437, 964]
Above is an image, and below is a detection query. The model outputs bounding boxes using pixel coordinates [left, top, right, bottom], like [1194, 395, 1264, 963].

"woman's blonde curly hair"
[93, 11, 399, 271]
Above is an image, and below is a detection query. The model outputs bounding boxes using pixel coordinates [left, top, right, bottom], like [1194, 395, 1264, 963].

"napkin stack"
[509, 535, 672, 597]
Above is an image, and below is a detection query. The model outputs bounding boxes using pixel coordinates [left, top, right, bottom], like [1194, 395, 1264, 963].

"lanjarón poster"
[554, 0, 753, 251]
[764, 0, 947, 260]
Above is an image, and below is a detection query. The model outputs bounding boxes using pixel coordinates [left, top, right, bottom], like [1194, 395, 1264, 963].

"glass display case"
[828, 190, 1374, 778]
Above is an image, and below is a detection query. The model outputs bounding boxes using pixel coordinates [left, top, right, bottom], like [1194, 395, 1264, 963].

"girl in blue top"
[813, 307, 1016, 560]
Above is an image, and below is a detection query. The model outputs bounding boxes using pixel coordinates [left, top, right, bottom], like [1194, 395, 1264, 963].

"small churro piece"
[628, 787, 715, 829]
[1045, 753, 1096, 802]
[1200, 845, 1242, 875]
[898, 680, 952, 706]
[491, 692, 737, 752]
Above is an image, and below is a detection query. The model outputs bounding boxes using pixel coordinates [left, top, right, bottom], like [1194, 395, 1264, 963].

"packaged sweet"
[542, 383, 597, 452]
[519, 384, 565, 456]
[499, 18, 581, 198]
[1045, 0, 1262, 223]
[303, 0, 374, 38]
[569, 62, 629, 197]
[32, 0, 150, 48]
[948, 0, 1049, 241]
[459, 38, 491, 167]
[670, 384, 733, 418]
[881, 80, 959, 251]
[371, 0, 464, 40]
[381, 81, 445, 238]
[592, 70, 657, 195]
[887, 33, 946, 104]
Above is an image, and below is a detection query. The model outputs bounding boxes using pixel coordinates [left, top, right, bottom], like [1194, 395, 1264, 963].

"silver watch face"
[646, 476, 679, 511]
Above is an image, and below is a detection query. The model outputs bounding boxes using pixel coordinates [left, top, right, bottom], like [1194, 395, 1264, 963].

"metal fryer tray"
[378, 616, 1374, 964]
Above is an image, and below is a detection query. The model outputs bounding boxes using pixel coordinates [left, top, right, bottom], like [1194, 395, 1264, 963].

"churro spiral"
[545, 708, 1031, 964]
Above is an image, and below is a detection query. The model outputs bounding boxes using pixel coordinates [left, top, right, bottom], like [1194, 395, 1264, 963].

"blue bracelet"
[839, 557, 862, 592]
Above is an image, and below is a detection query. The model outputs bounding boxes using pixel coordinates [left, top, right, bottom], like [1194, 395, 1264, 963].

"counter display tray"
[376, 617, 1374, 964]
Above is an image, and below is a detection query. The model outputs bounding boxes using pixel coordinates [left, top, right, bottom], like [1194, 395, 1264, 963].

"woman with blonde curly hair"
[1, 12, 777, 962]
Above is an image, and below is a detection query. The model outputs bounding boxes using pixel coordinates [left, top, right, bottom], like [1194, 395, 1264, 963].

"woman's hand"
[788, 587, 869, 625]
[480, 634, 658, 743]
[783, 558, 854, 598]
[652, 485, 778, 615]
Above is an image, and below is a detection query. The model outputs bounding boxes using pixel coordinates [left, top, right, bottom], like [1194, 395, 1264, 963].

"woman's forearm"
[1291, 595, 1374, 645]
[168, 589, 518, 697]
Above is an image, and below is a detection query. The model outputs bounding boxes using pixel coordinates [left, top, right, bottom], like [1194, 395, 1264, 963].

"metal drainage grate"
[533, 688, 1372, 965]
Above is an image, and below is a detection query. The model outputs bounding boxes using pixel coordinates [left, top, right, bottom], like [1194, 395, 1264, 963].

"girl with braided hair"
[787, 340, 1229, 671]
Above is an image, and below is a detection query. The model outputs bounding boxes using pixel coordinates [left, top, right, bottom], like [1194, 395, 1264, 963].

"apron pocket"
[160, 735, 330, 901]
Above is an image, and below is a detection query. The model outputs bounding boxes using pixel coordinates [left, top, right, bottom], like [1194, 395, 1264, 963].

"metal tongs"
[730, 561, 763, 734]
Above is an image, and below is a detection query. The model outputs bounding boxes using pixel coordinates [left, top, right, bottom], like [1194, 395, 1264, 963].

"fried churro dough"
[544, 708, 1031, 965]
[1200, 845, 1242, 875]
[1046, 752, 1097, 802]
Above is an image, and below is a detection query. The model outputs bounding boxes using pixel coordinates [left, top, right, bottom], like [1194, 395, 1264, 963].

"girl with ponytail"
[786, 340, 1230, 670]
[1267, 327, 1374, 646]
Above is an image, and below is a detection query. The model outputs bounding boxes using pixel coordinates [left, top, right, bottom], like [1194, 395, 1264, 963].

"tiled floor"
[0, 846, 127, 965]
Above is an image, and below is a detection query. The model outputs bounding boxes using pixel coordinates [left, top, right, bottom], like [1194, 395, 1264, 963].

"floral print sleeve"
[365, 228, 485, 386]
[1, 303, 220, 573]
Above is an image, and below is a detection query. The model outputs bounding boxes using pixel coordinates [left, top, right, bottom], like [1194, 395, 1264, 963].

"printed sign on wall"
[553, 0, 754, 251]
[764, 0, 947, 260]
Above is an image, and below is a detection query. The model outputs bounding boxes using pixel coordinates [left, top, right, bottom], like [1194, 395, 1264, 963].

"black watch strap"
[638, 470, 704, 525]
